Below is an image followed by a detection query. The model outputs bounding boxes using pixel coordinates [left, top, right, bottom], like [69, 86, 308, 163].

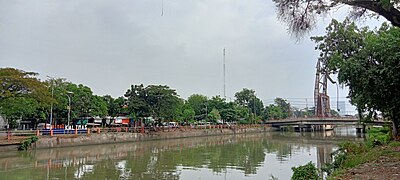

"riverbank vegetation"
[0, 68, 316, 129]
[290, 126, 400, 179]
[325, 126, 400, 179]
[291, 162, 319, 180]
[18, 135, 39, 151]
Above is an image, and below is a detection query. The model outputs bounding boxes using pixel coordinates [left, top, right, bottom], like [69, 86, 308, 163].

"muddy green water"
[0, 128, 363, 180]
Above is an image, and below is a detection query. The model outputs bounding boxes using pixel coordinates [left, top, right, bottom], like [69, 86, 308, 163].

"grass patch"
[325, 126, 400, 179]
[365, 126, 391, 147]
[388, 141, 400, 148]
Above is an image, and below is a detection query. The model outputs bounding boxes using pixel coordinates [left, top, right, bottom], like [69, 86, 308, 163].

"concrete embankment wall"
[34, 127, 269, 149]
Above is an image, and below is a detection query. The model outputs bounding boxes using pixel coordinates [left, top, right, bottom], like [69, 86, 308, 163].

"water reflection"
[0, 128, 363, 180]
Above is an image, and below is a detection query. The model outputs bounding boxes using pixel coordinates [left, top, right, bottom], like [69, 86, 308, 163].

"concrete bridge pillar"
[356, 124, 366, 133]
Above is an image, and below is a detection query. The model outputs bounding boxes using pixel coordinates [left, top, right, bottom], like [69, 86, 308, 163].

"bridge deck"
[265, 117, 389, 127]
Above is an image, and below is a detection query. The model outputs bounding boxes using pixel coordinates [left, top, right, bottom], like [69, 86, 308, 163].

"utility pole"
[66, 91, 73, 128]
[205, 103, 208, 120]
[253, 95, 256, 124]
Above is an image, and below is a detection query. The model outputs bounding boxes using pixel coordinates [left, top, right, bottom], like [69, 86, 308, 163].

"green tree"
[234, 88, 264, 118]
[145, 85, 181, 119]
[220, 108, 238, 123]
[264, 98, 292, 120]
[208, 95, 227, 111]
[208, 108, 221, 123]
[103, 95, 128, 117]
[114, 97, 129, 115]
[0, 68, 51, 128]
[187, 94, 208, 120]
[182, 106, 195, 123]
[67, 83, 93, 118]
[0, 97, 39, 128]
[45, 78, 74, 125]
[235, 105, 251, 122]
[312, 19, 400, 137]
[0, 68, 49, 100]
[90, 95, 108, 117]
[63, 83, 108, 119]
[103, 95, 117, 117]
[125, 84, 149, 117]
[274, 97, 291, 118]
[235, 88, 256, 107]
[273, 0, 400, 38]
[125, 84, 181, 120]
[265, 105, 284, 120]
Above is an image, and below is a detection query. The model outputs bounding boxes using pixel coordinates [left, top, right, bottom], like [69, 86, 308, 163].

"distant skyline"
[0, 0, 385, 113]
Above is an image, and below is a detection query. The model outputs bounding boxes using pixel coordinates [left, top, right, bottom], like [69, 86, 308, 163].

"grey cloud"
[1, 0, 375, 114]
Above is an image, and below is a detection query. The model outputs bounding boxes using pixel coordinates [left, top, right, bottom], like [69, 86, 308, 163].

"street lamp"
[205, 103, 208, 122]
[332, 78, 340, 116]
[47, 76, 54, 130]
[336, 83, 339, 113]
[66, 91, 74, 128]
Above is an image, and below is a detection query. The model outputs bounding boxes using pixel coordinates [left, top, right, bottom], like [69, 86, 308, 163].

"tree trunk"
[392, 119, 399, 140]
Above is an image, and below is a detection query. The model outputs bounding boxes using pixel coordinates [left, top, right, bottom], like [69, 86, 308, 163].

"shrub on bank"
[366, 126, 391, 147]
[322, 126, 397, 179]
[291, 161, 319, 180]
[18, 136, 39, 151]
[292, 126, 397, 179]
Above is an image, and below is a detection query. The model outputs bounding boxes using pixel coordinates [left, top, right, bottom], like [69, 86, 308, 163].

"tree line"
[273, 0, 400, 137]
[0, 68, 315, 128]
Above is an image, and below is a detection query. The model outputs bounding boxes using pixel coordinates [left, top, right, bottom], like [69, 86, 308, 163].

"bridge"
[264, 117, 390, 132]
[260, 56, 392, 132]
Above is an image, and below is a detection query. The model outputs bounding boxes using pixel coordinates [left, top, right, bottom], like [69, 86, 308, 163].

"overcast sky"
[0, 0, 385, 112]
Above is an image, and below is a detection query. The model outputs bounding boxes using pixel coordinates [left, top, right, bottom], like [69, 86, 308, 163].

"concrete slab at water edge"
[33, 127, 269, 149]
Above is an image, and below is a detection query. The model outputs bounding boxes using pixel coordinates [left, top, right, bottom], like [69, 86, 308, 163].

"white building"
[0, 116, 6, 130]
[338, 101, 346, 116]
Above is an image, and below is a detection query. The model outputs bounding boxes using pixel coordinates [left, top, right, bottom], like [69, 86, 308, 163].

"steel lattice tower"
[314, 58, 333, 117]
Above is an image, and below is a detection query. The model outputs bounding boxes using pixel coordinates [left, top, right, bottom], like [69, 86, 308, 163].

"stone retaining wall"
[34, 127, 269, 149]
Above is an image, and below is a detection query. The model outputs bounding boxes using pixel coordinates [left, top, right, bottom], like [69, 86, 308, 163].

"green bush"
[291, 161, 320, 180]
[238, 120, 250, 124]
[366, 126, 391, 147]
[340, 141, 368, 155]
[322, 141, 368, 175]
[18, 135, 39, 151]
[321, 148, 346, 175]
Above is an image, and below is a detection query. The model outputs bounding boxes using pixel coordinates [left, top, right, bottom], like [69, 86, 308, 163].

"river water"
[0, 127, 363, 180]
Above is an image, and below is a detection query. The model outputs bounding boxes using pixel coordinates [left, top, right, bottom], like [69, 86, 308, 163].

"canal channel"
[0, 126, 363, 179]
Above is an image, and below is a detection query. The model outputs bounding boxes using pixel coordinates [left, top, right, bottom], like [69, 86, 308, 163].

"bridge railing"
[266, 116, 359, 122]
[0, 124, 269, 141]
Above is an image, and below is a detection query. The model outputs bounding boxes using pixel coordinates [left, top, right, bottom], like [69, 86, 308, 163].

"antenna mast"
[223, 48, 226, 99]
[161, 0, 164, 16]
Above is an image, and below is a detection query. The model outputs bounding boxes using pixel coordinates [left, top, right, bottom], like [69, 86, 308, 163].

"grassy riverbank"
[290, 126, 400, 180]
[328, 141, 400, 179]
[325, 127, 400, 179]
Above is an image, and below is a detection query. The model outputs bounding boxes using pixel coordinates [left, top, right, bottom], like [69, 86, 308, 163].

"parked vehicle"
[168, 122, 178, 127]
[37, 123, 51, 130]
